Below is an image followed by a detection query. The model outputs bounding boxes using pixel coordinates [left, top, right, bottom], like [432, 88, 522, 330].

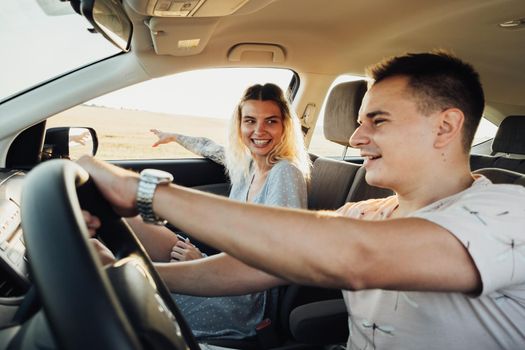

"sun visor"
[146, 17, 219, 56]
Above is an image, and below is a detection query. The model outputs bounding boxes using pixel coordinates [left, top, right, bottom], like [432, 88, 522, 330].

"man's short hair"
[367, 51, 485, 151]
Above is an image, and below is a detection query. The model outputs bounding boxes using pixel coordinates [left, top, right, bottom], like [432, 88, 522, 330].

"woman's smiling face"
[240, 100, 284, 160]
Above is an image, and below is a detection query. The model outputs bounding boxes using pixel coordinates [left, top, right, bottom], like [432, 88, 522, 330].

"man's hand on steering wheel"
[77, 156, 139, 217]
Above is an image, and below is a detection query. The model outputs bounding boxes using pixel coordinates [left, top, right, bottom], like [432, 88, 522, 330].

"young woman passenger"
[127, 83, 311, 340]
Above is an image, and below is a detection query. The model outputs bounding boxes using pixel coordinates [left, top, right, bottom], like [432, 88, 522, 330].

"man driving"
[81, 51, 525, 349]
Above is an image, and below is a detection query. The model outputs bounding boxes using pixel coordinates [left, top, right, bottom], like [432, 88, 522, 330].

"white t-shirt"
[339, 175, 525, 350]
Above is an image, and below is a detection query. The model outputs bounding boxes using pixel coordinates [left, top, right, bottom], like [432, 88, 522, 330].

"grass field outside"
[47, 105, 349, 160]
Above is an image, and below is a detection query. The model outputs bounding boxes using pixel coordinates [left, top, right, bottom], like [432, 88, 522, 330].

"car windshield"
[0, 0, 120, 103]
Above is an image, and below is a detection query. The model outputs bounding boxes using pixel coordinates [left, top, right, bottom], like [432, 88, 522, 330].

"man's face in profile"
[350, 76, 442, 191]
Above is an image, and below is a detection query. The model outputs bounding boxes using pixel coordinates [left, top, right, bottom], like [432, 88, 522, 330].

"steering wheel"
[20, 159, 199, 350]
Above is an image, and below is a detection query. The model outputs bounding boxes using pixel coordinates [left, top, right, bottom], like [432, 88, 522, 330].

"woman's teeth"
[253, 139, 270, 145]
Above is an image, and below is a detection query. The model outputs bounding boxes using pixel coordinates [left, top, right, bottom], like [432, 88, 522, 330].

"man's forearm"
[77, 156, 479, 294]
[153, 184, 481, 293]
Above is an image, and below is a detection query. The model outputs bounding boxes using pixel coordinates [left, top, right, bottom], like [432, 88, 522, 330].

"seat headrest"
[323, 80, 368, 146]
[492, 115, 525, 155]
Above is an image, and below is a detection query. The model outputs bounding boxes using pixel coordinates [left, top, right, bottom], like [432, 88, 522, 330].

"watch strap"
[136, 169, 173, 225]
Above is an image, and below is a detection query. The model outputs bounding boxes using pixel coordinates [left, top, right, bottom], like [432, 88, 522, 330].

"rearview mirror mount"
[69, 0, 132, 52]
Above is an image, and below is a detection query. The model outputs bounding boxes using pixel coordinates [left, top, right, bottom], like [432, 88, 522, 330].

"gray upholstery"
[308, 158, 360, 210]
[346, 167, 394, 202]
[323, 80, 368, 146]
[308, 79, 392, 210]
[491, 115, 525, 155]
[309, 158, 394, 211]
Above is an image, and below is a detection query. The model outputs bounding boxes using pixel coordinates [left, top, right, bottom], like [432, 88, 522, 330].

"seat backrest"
[491, 115, 525, 156]
[307, 80, 369, 211]
[470, 115, 525, 174]
[308, 79, 394, 209]
[346, 166, 394, 202]
[308, 158, 361, 210]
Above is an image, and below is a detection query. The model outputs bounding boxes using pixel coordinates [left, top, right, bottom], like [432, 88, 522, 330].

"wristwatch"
[136, 169, 173, 225]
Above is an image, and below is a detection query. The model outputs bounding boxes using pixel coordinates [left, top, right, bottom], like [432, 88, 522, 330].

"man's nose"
[349, 125, 370, 148]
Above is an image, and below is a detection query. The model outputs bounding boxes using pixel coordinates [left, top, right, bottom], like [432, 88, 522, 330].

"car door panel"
[112, 158, 229, 255]
[110, 158, 231, 197]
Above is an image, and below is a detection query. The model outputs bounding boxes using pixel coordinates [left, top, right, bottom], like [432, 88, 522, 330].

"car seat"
[470, 115, 525, 174]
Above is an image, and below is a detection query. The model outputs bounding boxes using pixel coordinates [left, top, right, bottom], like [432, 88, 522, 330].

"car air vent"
[0, 266, 27, 297]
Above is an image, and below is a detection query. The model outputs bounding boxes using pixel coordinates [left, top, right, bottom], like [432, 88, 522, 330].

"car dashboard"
[0, 170, 30, 302]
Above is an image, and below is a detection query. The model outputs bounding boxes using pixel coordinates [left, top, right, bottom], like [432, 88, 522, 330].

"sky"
[89, 68, 295, 119]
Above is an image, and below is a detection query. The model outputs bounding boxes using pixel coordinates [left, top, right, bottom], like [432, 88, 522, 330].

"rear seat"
[470, 115, 525, 174]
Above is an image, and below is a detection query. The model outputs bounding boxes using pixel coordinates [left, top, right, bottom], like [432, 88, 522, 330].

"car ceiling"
[124, 0, 525, 118]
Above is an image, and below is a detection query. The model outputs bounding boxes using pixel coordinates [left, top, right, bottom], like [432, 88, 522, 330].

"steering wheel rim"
[21, 159, 198, 350]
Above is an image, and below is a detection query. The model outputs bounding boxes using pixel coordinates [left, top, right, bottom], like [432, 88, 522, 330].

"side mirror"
[80, 0, 133, 52]
[43, 127, 99, 161]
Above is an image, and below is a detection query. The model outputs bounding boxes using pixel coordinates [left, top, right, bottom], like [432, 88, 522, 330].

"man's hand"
[77, 156, 139, 217]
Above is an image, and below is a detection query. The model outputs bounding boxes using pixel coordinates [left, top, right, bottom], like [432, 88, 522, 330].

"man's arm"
[78, 157, 481, 294]
[155, 185, 481, 293]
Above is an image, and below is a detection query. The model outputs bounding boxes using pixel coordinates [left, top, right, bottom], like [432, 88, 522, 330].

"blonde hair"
[225, 83, 311, 185]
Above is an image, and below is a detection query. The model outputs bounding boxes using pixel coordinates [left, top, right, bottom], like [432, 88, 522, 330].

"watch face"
[141, 169, 174, 183]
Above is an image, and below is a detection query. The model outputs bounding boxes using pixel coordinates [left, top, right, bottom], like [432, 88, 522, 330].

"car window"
[472, 117, 497, 146]
[46, 68, 294, 160]
[308, 75, 364, 159]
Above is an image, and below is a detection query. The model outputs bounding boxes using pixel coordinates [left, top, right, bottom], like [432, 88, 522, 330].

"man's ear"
[434, 108, 465, 148]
